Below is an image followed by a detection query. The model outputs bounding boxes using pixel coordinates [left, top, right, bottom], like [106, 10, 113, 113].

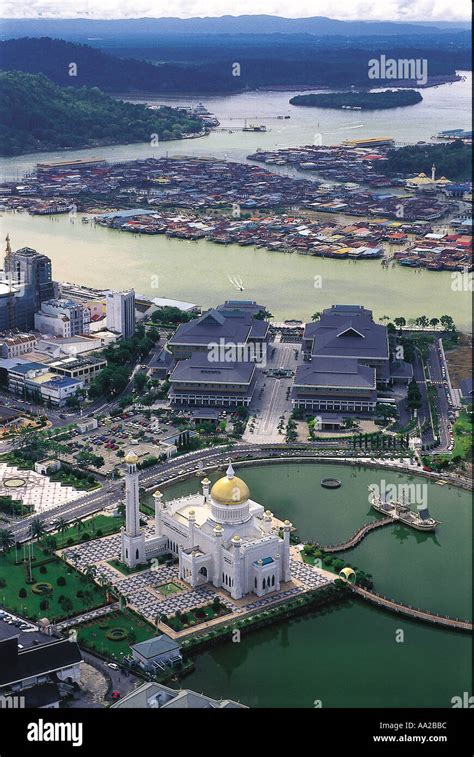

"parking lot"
[61, 408, 187, 474]
[0, 610, 48, 648]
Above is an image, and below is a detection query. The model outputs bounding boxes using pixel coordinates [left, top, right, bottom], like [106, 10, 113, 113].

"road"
[426, 341, 453, 452]
[243, 337, 298, 443]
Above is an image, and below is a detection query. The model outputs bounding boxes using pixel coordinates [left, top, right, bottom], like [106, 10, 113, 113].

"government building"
[120, 453, 292, 600]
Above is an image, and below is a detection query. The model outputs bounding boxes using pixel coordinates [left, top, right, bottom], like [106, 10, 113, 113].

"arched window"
[254, 577, 257, 588]
[272, 575, 275, 586]
[262, 578, 266, 589]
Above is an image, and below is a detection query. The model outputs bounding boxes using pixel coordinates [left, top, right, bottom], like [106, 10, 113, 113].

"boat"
[368, 486, 440, 531]
[242, 123, 267, 133]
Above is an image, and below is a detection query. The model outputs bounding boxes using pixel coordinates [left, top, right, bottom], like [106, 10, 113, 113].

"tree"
[0, 528, 15, 553]
[19, 587, 27, 598]
[53, 517, 69, 539]
[429, 317, 439, 329]
[29, 518, 46, 543]
[311, 312, 321, 321]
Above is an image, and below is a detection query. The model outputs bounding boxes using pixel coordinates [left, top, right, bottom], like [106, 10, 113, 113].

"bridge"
[317, 517, 393, 553]
[348, 584, 472, 633]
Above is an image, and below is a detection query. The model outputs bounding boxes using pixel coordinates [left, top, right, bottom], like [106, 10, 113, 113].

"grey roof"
[293, 358, 376, 389]
[168, 308, 252, 347]
[305, 312, 389, 361]
[0, 637, 82, 687]
[111, 681, 247, 709]
[131, 634, 180, 659]
[170, 353, 255, 385]
[191, 408, 221, 419]
[390, 360, 414, 379]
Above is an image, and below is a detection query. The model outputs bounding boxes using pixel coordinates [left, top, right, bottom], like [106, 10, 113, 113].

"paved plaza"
[0, 462, 84, 514]
[61, 529, 331, 626]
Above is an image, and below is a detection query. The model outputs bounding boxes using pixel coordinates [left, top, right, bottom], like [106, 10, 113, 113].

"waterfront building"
[130, 635, 182, 673]
[106, 289, 136, 339]
[293, 304, 413, 413]
[111, 681, 246, 709]
[120, 455, 292, 600]
[34, 298, 90, 338]
[1, 246, 57, 331]
[302, 305, 390, 382]
[167, 306, 268, 361]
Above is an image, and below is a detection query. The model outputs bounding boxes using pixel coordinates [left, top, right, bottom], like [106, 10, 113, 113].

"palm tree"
[53, 517, 69, 540]
[29, 518, 46, 544]
[311, 312, 321, 321]
[0, 528, 15, 553]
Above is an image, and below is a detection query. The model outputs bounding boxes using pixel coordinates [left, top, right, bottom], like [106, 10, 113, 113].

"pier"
[348, 584, 472, 633]
[317, 517, 393, 552]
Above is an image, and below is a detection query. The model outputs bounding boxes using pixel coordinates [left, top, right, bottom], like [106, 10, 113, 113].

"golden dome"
[210, 463, 250, 506]
[124, 451, 139, 465]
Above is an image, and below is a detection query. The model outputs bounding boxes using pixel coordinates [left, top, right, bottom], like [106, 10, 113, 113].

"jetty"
[318, 517, 393, 553]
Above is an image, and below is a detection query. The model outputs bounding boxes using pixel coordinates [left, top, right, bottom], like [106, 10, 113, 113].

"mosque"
[120, 452, 292, 600]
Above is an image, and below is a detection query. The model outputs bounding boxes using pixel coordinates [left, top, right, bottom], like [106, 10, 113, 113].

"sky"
[0, 0, 471, 22]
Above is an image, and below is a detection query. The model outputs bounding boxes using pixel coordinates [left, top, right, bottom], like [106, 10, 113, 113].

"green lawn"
[107, 559, 150, 576]
[76, 610, 157, 660]
[156, 581, 182, 597]
[49, 470, 101, 492]
[0, 546, 107, 622]
[54, 515, 123, 549]
[452, 412, 473, 459]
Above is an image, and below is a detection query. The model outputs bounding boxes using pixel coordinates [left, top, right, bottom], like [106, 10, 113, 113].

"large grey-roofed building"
[169, 352, 256, 407]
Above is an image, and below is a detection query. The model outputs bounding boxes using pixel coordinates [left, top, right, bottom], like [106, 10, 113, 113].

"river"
[161, 461, 472, 708]
[2, 212, 472, 331]
[1, 76, 472, 329]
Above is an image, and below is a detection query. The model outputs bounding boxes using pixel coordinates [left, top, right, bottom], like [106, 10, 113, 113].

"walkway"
[318, 517, 393, 553]
[348, 584, 472, 633]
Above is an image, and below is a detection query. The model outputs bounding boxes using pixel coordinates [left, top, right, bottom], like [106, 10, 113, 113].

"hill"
[0, 71, 203, 156]
[289, 90, 423, 109]
[0, 37, 469, 94]
[380, 142, 472, 182]
[0, 15, 469, 40]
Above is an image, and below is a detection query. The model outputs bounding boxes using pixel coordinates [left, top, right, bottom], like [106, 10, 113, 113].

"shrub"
[39, 599, 49, 611]
[0, 578, 7, 588]
[57, 576, 66, 586]
[19, 587, 27, 598]
[39, 565, 47, 574]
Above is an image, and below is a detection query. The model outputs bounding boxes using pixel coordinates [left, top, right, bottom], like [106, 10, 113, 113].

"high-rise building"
[1, 243, 57, 331]
[106, 290, 135, 339]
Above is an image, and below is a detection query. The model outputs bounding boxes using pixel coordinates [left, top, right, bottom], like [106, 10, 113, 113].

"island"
[0, 71, 205, 156]
[289, 89, 423, 110]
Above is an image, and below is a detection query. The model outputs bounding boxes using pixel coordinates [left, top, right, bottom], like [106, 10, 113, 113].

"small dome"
[124, 451, 139, 465]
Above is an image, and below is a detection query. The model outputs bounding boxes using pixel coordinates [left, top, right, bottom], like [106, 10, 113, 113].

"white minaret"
[431, 163, 436, 182]
[153, 490, 163, 536]
[120, 451, 146, 568]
